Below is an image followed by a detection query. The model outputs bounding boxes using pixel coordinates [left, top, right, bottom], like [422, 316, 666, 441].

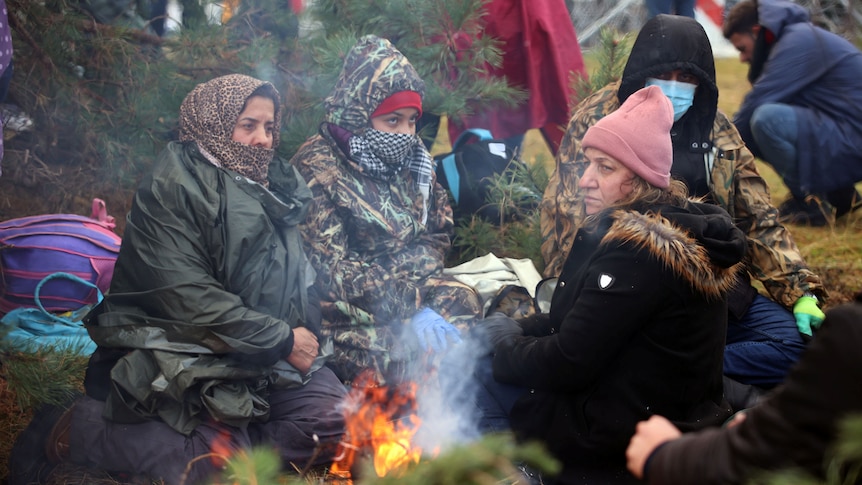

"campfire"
[330, 372, 437, 480]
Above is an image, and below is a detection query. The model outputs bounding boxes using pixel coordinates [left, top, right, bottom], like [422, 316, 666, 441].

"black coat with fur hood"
[493, 200, 746, 467]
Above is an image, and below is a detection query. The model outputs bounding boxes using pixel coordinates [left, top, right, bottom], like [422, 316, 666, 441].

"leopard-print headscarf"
[179, 74, 281, 187]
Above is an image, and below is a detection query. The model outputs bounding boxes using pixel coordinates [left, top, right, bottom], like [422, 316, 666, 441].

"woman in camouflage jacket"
[288, 35, 482, 385]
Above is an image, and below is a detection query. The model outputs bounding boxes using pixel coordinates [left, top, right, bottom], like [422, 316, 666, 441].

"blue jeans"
[645, 0, 696, 18]
[473, 354, 529, 433]
[724, 294, 807, 387]
[750, 103, 802, 197]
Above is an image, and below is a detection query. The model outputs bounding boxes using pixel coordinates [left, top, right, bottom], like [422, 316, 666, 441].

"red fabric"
[448, 0, 587, 154]
[697, 0, 724, 28]
[289, 0, 303, 14]
[371, 90, 423, 117]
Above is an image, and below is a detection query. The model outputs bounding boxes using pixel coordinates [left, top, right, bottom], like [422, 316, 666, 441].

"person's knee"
[750, 105, 777, 141]
[750, 104, 796, 144]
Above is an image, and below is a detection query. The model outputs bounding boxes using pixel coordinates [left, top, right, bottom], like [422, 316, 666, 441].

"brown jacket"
[647, 294, 862, 483]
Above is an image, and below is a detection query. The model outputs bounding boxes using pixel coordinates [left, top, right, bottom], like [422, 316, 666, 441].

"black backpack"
[434, 128, 539, 225]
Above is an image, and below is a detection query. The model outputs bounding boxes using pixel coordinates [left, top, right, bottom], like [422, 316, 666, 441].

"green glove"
[793, 295, 825, 337]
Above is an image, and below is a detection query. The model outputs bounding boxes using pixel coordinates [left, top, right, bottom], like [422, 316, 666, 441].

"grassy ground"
[3, 53, 862, 485]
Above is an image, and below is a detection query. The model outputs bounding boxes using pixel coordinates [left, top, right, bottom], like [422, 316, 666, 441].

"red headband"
[371, 90, 422, 118]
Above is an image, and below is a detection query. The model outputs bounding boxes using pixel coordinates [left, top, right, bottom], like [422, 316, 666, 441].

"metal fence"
[569, 0, 861, 47]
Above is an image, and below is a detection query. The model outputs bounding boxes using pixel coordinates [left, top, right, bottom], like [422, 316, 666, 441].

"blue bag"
[0, 272, 100, 355]
[434, 128, 539, 224]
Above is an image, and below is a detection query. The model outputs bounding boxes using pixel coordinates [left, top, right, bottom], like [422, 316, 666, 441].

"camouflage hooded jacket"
[540, 80, 824, 310]
[287, 36, 479, 382]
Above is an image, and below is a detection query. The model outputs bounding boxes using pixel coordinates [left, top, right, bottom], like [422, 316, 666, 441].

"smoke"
[330, 318, 505, 462]
[407, 331, 494, 454]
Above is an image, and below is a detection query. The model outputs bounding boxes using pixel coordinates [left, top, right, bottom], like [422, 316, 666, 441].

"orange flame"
[331, 371, 427, 479]
[209, 429, 234, 469]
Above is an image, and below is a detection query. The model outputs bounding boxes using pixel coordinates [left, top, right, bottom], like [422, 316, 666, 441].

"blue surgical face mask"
[644, 78, 697, 122]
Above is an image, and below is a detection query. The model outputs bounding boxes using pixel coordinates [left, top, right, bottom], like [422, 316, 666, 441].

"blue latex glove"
[410, 308, 462, 353]
[793, 295, 825, 337]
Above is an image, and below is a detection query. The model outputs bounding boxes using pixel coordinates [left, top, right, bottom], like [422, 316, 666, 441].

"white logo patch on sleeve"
[598, 273, 615, 289]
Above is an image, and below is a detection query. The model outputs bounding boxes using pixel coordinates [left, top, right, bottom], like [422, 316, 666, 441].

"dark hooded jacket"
[287, 35, 481, 384]
[619, 14, 717, 199]
[495, 200, 746, 467]
[733, 0, 862, 194]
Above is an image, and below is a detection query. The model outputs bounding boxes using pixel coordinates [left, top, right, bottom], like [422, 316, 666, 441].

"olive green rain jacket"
[86, 141, 330, 435]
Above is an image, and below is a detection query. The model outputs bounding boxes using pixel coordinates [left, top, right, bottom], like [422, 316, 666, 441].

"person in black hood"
[618, 14, 719, 200]
[473, 86, 746, 481]
[541, 14, 826, 407]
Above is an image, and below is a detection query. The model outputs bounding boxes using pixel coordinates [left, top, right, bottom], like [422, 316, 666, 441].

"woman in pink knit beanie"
[472, 85, 749, 481]
[579, 84, 675, 214]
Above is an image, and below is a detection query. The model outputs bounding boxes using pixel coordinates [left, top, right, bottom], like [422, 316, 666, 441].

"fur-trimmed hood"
[600, 202, 746, 299]
[501, 200, 739, 463]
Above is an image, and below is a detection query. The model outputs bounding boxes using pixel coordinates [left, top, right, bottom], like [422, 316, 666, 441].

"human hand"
[410, 308, 462, 353]
[724, 410, 748, 429]
[481, 312, 523, 349]
[793, 295, 824, 337]
[286, 327, 319, 374]
[626, 415, 682, 480]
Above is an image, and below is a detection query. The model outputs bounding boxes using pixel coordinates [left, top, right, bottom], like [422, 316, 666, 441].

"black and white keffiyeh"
[349, 128, 433, 223]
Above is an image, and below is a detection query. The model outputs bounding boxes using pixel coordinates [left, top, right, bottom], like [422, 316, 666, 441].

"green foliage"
[527, 153, 551, 192]
[451, 209, 544, 273]
[501, 210, 544, 269]
[751, 414, 862, 485]
[483, 159, 542, 226]
[206, 432, 560, 484]
[7, 0, 266, 186]
[453, 216, 500, 263]
[218, 446, 287, 485]
[448, 155, 545, 271]
[365, 433, 560, 485]
[5, 0, 529, 217]
[572, 27, 633, 111]
[825, 415, 862, 484]
[0, 347, 87, 409]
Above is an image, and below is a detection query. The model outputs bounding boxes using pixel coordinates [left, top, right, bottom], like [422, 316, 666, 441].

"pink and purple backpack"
[0, 203, 121, 315]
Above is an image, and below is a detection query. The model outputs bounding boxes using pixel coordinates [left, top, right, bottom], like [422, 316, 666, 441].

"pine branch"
[571, 27, 633, 110]
[0, 348, 87, 410]
[79, 18, 164, 46]
[7, 9, 55, 70]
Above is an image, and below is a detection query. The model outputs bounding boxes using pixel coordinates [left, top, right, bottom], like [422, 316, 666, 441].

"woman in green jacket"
[9, 74, 346, 485]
